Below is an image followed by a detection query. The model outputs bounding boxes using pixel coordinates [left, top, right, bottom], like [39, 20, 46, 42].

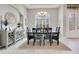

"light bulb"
[44, 12, 47, 15]
[40, 11, 44, 14]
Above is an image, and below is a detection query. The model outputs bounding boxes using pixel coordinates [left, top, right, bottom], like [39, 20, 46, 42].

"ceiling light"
[37, 11, 47, 16]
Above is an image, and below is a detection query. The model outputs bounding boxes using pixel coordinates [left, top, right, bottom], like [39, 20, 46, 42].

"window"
[35, 11, 49, 28]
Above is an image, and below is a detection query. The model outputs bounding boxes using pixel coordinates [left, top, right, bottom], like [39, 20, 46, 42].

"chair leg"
[57, 40, 59, 46]
[33, 39, 36, 46]
[51, 39, 53, 43]
[49, 39, 51, 46]
[49, 39, 52, 46]
[43, 39, 45, 46]
[39, 40, 42, 46]
[27, 39, 29, 45]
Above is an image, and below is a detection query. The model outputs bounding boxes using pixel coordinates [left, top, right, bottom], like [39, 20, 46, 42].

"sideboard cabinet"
[0, 28, 24, 48]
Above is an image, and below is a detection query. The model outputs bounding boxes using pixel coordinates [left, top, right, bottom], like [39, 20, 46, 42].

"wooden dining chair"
[43, 28, 52, 46]
[52, 27, 60, 45]
[26, 27, 34, 45]
[32, 28, 42, 46]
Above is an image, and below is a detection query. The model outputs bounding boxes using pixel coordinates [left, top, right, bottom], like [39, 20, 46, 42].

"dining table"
[27, 27, 60, 46]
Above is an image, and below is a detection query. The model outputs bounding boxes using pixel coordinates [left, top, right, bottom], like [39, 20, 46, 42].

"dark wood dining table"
[27, 27, 60, 46]
[28, 31, 58, 34]
[27, 31, 58, 40]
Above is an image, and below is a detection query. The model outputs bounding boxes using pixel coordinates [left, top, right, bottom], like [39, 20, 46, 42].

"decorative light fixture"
[37, 11, 47, 16]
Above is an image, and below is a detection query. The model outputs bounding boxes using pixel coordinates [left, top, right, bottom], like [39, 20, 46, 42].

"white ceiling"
[25, 4, 61, 9]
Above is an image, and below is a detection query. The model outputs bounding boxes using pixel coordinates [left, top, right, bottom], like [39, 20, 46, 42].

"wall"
[0, 4, 20, 30]
[11, 4, 28, 37]
[58, 5, 68, 38]
[27, 8, 58, 28]
[58, 5, 64, 38]
[11, 4, 28, 27]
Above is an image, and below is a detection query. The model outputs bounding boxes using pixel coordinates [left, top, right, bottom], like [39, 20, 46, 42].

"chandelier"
[37, 11, 47, 16]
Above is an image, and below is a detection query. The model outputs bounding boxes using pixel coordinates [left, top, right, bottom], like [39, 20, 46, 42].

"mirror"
[4, 12, 17, 25]
[3, 12, 17, 31]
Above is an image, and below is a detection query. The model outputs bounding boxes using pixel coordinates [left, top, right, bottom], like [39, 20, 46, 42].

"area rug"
[18, 40, 71, 51]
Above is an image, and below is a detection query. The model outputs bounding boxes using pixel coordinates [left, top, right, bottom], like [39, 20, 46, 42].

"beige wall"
[27, 8, 59, 28]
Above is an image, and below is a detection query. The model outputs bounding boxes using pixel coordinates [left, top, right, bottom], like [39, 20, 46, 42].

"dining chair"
[26, 27, 34, 45]
[43, 28, 52, 46]
[32, 28, 42, 46]
[52, 27, 60, 45]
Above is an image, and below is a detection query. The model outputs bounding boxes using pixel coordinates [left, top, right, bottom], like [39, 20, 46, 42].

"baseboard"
[66, 37, 79, 39]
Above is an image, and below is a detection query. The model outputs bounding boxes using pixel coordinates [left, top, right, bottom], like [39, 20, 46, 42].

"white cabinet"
[0, 31, 8, 48]
[14, 29, 24, 42]
[0, 28, 24, 48]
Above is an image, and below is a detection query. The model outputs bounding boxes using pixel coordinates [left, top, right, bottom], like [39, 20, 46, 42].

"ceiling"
[25, 4, 61, 9]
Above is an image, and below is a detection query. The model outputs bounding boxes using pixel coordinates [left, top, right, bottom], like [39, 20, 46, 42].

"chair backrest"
[52, 27, 60, 38]
[27, 27, 30, 32]
[56, 27, 60, 33]
[43, 28, 52, 33]
[32, 28, 42, 39]
[43, 28, 48, 33]
[47, 28, 52, 33]
[32, 28, 42, 33]
[32, 28, 36, 33]
[36, 28, 42, 32]
[27, 27, 30, 36]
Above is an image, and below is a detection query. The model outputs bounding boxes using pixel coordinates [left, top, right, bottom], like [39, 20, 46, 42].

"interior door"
[66, 9, 79, 38]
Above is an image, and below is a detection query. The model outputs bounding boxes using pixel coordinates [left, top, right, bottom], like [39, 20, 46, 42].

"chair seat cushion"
[44, 34, 51, 39]
[34, 34, 42, 39]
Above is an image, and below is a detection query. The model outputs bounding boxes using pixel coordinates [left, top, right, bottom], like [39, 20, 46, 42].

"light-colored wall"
[11, 4, 28, 37]
[57, 5, 67, 38]
[0, 4, 20, 30]
[63, 5, 67, 36]
[11, 4, 28, 28]
[27, 8, 58, 28]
